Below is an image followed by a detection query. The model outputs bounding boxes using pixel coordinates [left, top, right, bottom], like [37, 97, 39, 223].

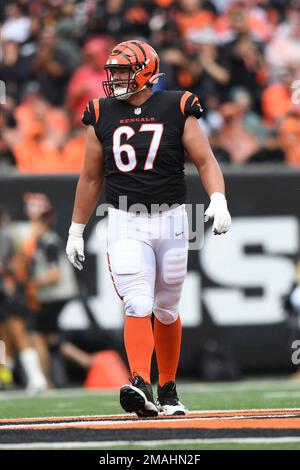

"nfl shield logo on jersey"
[134, 107, 142, 115]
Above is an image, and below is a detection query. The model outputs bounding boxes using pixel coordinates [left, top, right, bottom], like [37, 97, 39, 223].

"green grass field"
[1, 377, 300, 450]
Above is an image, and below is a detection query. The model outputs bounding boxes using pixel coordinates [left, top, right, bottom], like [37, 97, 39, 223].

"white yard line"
[1, 408, 300, 424]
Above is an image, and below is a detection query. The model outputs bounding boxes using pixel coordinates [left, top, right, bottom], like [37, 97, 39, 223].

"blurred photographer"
[24, 193, 79, 387]
[0, 206, 46, 391]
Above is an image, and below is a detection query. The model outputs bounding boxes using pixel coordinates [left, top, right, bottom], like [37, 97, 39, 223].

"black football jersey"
[82, 90, 203, 211]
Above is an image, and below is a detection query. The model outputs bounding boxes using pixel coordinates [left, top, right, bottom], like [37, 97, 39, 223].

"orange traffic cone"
[84, 350, 129, 390]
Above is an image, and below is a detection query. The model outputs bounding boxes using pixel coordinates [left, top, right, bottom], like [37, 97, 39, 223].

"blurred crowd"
[0, 193, 120, 390]
[1, 0, 300, 172]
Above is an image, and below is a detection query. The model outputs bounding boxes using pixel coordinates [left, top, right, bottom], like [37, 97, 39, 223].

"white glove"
[204, 192, 231, 235]
[66, 222, 86, 270]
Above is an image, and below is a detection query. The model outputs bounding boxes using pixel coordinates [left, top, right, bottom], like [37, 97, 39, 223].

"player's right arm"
[66, 125, 104, 270]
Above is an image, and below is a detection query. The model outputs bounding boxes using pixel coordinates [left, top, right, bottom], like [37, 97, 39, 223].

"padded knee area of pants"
[125, 295, 153, 317]
[154, 285, 181, 325]
[154, 308, 178, 325]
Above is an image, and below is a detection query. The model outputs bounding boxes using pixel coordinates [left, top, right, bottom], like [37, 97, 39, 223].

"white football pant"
[107, 204, 189, 325]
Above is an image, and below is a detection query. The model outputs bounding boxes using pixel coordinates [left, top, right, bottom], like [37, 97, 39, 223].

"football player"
[66, 40, 231, 417]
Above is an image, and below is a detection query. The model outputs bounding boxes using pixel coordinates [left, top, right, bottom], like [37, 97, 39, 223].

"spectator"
[55, 3, 82, 73]
[279, 113, 300, 166]
[56, 1, 82, 42]
[230, 86, 267, 143]
[2, 2, 31, 44]
[160, 45, 194, 90]
[20, 15, 43, 59]
[216, 102, 261, 163]
[261, 67, 300, 125]
[14, 83, 49, 136]
[9, 84, 73, 173]
[31, 27, 75, 105]
[84, 3, 109, 39]
[122, 0, 152, 38]
[248, 127, 285, 163]
[66, 36, 115, 124]
[185, 28, 231, 104]
[222, 30, 267, 110]
[62, 127, 86, 173]
[150, 10, 181, 51]
[174, 0, 216, 40]
[266, 2, 300, 76]
[215, 1, 273, 43]
[0, 41, 31, 103]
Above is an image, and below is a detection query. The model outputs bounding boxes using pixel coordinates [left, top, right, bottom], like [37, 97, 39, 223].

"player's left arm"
[182, 115, 231, 235]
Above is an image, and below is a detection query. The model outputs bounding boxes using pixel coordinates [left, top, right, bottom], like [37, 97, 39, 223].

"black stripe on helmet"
[123, 44, 139, 63]
[112, 49, 131, 63]
[130, 41, 147, 61]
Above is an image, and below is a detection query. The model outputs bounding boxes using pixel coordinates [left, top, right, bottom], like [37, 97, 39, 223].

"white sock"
[19, 348, 47, 389]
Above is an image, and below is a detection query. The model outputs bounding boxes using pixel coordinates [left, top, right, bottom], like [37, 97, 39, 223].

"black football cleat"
[120, 374, 158, 418]
[156, 381, 188, 416]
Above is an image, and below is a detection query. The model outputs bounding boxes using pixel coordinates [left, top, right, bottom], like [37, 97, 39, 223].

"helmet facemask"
[103, 65, 144, 100]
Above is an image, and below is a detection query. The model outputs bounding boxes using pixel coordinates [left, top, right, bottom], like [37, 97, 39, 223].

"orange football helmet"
[103, 40, 163, 100]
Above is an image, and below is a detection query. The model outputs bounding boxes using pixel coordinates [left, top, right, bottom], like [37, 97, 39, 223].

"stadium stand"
[1, 0, 300, 172]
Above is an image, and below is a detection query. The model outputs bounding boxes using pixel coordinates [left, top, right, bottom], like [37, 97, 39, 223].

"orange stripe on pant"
[106, 252, 123, 300]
